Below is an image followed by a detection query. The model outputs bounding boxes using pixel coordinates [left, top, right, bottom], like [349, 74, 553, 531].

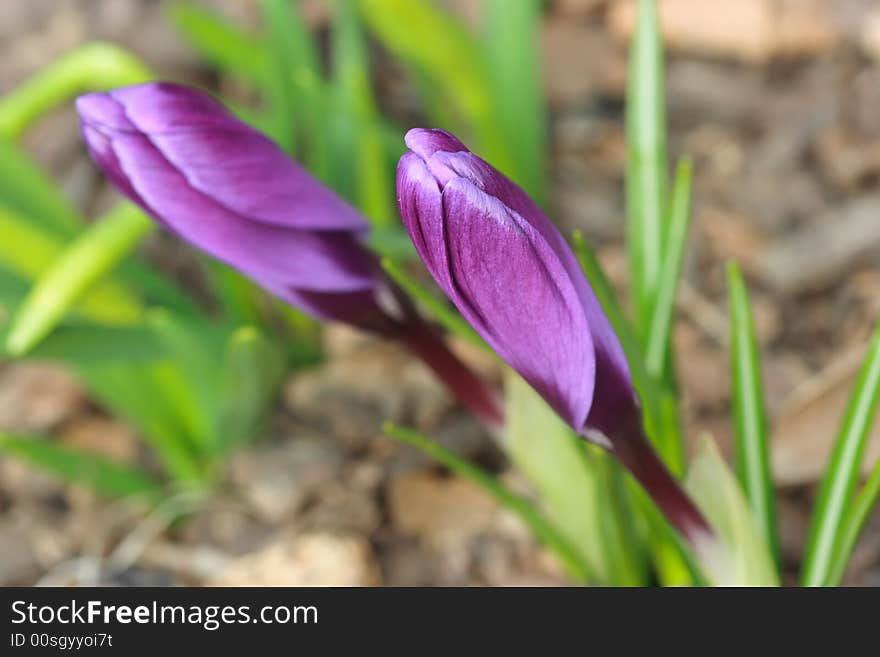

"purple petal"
[79, 83, 368, 233]
[403, 128, 468, 161]
[440, 177, 597, 429]
[395, 153, 454, 295]
[408, 136, 633, 431]
[107, 130, 376, 293]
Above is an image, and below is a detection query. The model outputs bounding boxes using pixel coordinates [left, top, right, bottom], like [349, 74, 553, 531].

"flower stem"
[597, 413, 712, 546]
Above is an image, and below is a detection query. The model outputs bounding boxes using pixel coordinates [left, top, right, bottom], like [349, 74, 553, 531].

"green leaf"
[146, 310, 227, 454]
[5, 203, 152, 356]
[20, 323, 166, 365]
[482, 0, 546, 203]
[75, 360, 205, 484]
[0, 42, 152, 139]
[0, 138, 81, 236]
[217, 327, 284, 453]
[726, 261, 779, 569]
[384, 421, 594, 584]
[587, 445, 650, 586]
[645, 158, 692, 381]
[0, 206, 142, 325]
[0, 433, 161, 499]
[571, 231, 682, 472]
[357, 0, 512, 176]
[202, 259, 265, 326]
[168, 3, 268, 85]
[826, 455, 880, 585]
[802, 324, 880, 586]
[626, 0, 668, 331]
[380, 257, 486, 350]
[329, 0, 395, 227]
[259, 0, 323, 155]
[505, 372, 646, 585]
[685, 436, 780, 586]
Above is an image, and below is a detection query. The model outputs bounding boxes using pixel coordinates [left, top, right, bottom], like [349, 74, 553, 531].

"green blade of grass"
[384, 422, 594, 584]
[802, 324, 880, 586]
[482, 0, 546, 203]
[330, 0, 395, 227]
[381, 257, 487, 350]
[572, 231, 683, 472]
[626, 0, 668, 331]
[259, 0, 322, 155]
[826, 455, 880, 585]
[357, 0, 512, 176]
[0, 42, 152, 139]
[0, 138, 81, 236]
[76, 361, 205, 484]
[19, 323, 165, 364]
[146, 310, 228, 455]
[727, 261, 780, 570]
[168, 3, 268, 85]
[685, 435, 779, 586]
[5, 204, 152, 356]
[645, 158, 692, 380]
[0, 432, 162, 499]
[0, 206, 142, 325]
[506, 372, 632, 584]
[587, 445, 650, 586]
[217, 326, 284, 453]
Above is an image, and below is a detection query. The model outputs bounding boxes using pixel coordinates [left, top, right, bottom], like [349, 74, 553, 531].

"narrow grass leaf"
[5, 204, 151, 356]
[508, 373, 650, 585]
[76, 361, 205, 484]
[626, 0, 668, 331]
[685, 435, 779, 586]
[0, 206, 142, 325]
[0, 42, 152, 139]
[482, 0, 546, 203]
[0, 433, 161, 499]
[384, 422, 594, 584]
[727, 260, 779, 569]
[22, 323, 166, 364]
[168, 3, 268, 85]
[0, 138, 81, 236]
[645, 157, 692, 380]
[217, 327, 284, 453]
[802, 324, 880, 586]
[330, 0, 395, 227]
[572, 231, 682, 471]
[357, 0, 512, 176]
[826, 455, 880, 585]
[259, 0, 322, 156]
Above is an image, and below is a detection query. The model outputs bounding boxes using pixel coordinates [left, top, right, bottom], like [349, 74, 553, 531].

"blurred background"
[0, 0, 879, 586]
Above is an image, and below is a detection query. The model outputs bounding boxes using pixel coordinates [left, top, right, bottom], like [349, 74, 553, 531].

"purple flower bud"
[77, 84, 504, 431]
[76, 82, 385, 329]
[397, 128, 710, 542]
[397, 128, 633, 437]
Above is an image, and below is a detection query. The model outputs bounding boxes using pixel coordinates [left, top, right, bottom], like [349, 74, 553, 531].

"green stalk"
[727, 261, 780, 570]
[385, 422, 594, 584]
[5, 204, 152, 356]
[825, 456, 880, 585]
[626, 0, 668, 331]
[802, 325, 880, 586]
[0, 42, 152, 139]
[645, 158, 693, 380]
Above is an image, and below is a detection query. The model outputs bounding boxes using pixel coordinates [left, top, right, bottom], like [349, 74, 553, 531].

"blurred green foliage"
[0, 0, 877, 587]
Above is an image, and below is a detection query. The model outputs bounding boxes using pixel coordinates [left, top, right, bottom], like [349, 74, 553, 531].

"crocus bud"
[76, 84, 503, 431]
[397, 128, 710, 542]
[76, 82, 386, 329]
